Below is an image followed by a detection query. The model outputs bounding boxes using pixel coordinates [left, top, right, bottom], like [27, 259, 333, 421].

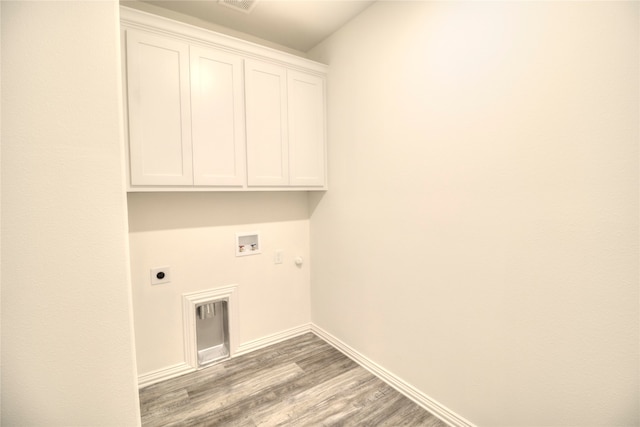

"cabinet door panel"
[245, 60, 288, 186]
[287, 71, 326, 187]
[191, 46, 245, 186]
[126, 30, 192, 186]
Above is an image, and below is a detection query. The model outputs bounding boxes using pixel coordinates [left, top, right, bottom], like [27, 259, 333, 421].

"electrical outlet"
[150, 267, 171, 285]
[275, 250, 284, 264]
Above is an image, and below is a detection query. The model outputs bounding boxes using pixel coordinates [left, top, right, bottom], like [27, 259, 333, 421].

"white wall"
[1, 1, 141, 425]
[128, 192, 311, 376]
[308, 2, 639, 426]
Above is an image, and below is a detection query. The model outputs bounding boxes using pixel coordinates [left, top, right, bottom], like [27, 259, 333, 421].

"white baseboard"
[137, 324, 311, 388]
[137, 362, 195, 389]
[310, 324, 476, 427]
[234, 323, 312, 356]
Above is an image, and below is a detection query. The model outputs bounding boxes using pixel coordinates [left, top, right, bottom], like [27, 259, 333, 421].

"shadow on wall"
[127, 192, 317, 232]
[307, 191, 325, 216]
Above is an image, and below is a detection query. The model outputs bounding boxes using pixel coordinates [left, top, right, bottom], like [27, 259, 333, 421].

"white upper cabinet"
[245, 61, 327, 188]
[190, 46, 245, 186]
[126, 30, 193, 186]
[287, 71, 326, 187]
[245, 60, 289, 186]
[121, 7, 327, 191]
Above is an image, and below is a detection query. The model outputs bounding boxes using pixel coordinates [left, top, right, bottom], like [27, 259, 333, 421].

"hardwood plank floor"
[139, 333, 446, 426]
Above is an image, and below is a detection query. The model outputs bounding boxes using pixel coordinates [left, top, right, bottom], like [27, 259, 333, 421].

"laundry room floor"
[139, 332, 446, 426]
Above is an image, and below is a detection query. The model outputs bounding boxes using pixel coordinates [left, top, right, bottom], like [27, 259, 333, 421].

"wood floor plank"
[178, 364, 307, 427]
[147, 363, 305, 427]
[252, 367, 373, 426]
[193, 350, 362, 426]
[139, 333, 447, 426]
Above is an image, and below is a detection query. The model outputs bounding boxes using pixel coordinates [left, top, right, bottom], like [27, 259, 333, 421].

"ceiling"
[130, 0, 376, 52]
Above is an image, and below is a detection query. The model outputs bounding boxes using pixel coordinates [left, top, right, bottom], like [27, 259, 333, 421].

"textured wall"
[308, 2, 639, 426]
[1, 1, 141, 424]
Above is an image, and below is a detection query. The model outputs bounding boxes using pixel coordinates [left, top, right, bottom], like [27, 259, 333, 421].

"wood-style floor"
[139, 333, 446, 426]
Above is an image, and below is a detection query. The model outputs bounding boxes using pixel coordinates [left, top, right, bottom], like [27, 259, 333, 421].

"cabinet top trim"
[120, 6, 328, 75]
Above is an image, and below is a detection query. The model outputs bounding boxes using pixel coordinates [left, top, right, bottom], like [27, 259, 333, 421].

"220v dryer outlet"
[151, 267, 171, 285]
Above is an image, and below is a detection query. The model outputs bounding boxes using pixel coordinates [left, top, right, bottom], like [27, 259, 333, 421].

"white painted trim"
[126, 185, 327, 193]
[120, 6, 327, 75]
[310, 324, 477, 427]
[182, 285, 239, 369]
[235, 323, 311, 356]
[137, 362, 194, 389]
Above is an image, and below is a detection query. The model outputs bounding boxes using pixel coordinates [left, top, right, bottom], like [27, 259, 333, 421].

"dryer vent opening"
[196, 299, 229, 366]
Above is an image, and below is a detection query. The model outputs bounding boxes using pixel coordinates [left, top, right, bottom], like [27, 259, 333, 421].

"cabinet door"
[190, 46, 245, 186]
[245, 60, 289, 186]
[287, 71, 326, 187]
[125, 30, 193, 186]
